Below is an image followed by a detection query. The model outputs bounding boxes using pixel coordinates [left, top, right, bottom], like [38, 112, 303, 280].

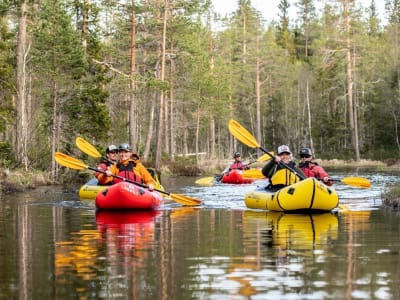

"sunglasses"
[300, 154, 311, 158]
[109, 151, 118, 154]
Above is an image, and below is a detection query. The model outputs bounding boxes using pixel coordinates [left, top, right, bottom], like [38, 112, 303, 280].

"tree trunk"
[155, 0, 168, 168]
[129, 3, 137, 150]
[143, 92, 156, 161]
[16, 0, 29, 170]
[306, 80, 314, 155]
[344, 0, 360, 160]
[82, 0, 89, 49]
[255, 34, 261, 144]
[169, 54, 175, 161]
[50, 78, 58, 179]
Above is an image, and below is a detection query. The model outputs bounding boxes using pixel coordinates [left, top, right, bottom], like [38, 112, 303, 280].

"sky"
[211, 0, 386, 24]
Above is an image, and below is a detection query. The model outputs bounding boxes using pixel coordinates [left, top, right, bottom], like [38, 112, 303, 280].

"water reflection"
[243, 211, 339, 255]
[2, 173, 400, 299]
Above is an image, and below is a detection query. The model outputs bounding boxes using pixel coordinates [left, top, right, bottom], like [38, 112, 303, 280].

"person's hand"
[148, 183, 154, 191]
[322, 177, 330, 183]
[274, 155, 282, 163]
[105, 169, 112, 177]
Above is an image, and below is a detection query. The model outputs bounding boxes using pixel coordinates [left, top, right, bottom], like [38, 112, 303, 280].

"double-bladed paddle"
[227, 119, 371, 188]
[194, 153, 272, 186]
[228, 119, 306, 180]
[54, 152, 202, 206]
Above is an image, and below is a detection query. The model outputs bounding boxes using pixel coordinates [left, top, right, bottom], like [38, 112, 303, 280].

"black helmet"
[106, 144, 118, 153]
[234, 152, 241, 158]
[118, 143, 132, 151]
[299, 148, 312, 157]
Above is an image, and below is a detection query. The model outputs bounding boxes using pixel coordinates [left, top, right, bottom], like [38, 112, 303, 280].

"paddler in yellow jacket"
[102, 143, 155, 191]
[261, 145, 305, 191]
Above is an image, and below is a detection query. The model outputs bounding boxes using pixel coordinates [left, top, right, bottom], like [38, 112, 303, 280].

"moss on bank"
[383, 185, 400, 210]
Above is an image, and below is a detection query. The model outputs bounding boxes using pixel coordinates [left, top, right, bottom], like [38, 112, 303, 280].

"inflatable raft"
[221, 170, 254, 184]
[244, 177, 339, 212]
[79, 168, 164, 200]
[95, 182, 164, 210]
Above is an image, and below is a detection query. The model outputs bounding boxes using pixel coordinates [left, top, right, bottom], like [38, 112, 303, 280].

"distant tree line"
[0, 0, 399, 178]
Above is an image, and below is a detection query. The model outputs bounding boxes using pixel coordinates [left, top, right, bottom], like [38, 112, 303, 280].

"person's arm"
[313, 165, 332, 186]
[135, 162, 155, 190]
[261, 158, 277, 178]
[96, 163, 114, 185]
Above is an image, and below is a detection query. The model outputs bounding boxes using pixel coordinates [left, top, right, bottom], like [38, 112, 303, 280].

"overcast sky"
[211, 0, 386, 24]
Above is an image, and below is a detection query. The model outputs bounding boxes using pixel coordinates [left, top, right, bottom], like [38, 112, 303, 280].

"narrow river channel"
[0, 171, 399, 299]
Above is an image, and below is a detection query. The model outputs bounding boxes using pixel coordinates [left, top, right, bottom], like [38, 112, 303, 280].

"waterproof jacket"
[299, 161, 333, 186]
[95, 157, 116, 185]
[229, 161, 249, 171]
[261, 159, 305, 190]
[99, 155, 155, 186]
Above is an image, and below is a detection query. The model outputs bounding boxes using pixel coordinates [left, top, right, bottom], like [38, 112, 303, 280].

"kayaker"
[298, 147, 333, 186]
[229, 152, 250, 171]
[95, 144, 118, 185]
[261, 145, 305, 191]
[215, 152, 250, 182]
[103, 143, 155, 191]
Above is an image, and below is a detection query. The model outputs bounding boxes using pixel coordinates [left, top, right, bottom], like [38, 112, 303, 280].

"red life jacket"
[113, 160, 142, 184]
[230, 161, 246, 170]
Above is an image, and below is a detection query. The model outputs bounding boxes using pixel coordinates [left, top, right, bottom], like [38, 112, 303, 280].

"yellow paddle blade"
[169, 193, 203, 206]
[242, 169, 265, 179]
[54, 152, 88, 170]
[76, 137, 102, 158]
[257, 153, 274, 162]
[228, 119, 260, 149]
[195, 177, 215, 186]
[341, 176, 371, 188]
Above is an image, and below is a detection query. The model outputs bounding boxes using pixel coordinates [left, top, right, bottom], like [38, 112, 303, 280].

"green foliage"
[0, 142, 14, 167]
[3, 0, 400, 174]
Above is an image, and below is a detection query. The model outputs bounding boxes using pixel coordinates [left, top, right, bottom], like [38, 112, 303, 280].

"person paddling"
[229, 152, 250, 171]
[261, 145, 305, 191]
[103, 143, 155, 191]
[216, 152, 250, 182]
[298, 148, 332, 186]
[95, 144, 118, 185]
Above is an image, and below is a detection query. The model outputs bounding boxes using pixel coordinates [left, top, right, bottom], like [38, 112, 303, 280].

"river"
[0, 171, 399, 299]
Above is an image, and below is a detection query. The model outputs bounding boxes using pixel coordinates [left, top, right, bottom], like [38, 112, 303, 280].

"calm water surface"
[1, 171, 400, 299]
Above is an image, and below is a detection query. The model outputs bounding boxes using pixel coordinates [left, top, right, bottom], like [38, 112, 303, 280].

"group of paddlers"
[224, 145, 332, 190]
[94, 143, 155, 191]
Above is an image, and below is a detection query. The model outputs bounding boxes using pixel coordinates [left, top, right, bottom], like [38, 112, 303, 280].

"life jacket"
[113, 160, 142, 184]
[299, 161, 320, 178]
[270, 168, 300, 187]
[230, 161, 246, 170]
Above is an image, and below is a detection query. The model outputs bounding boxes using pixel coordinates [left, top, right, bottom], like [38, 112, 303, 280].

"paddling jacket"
[262, 159, 305, 190]
[109, 158, 155, 185]
[229, 161, 250, 171]
[299, 161, 333, 186]
[95, 158, 116, 185]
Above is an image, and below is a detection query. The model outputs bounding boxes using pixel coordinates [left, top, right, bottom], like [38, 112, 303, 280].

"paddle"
[228, 119, 306, 180]
[228, 119, 371, 188]
[242, 168, 265, 179]
[54, 152, 202, 206]
[76, 137, 103, 158]
[194, 153, 272, 186]
[327, 177, 371, 188]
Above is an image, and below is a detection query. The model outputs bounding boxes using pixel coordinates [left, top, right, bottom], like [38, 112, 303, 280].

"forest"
[1, 0, 400, 179]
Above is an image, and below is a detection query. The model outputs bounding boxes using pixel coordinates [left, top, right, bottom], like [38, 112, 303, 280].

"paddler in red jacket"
[229, 152, 250, 171]
[103, 143, 155, 190]
[95, 144, 118, 185]
[298, 148, 333, 186]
